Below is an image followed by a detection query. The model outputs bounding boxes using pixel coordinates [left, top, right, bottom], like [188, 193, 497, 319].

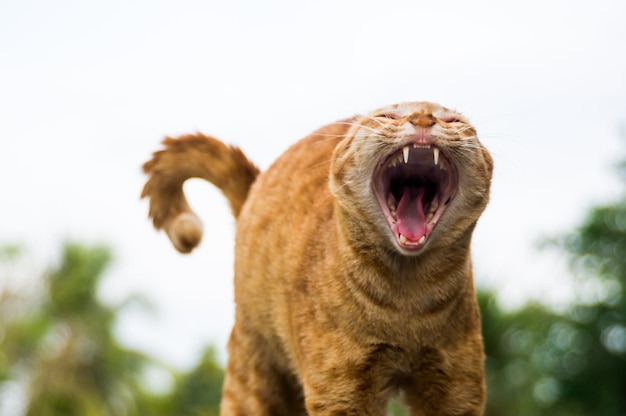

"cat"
[142, 101, 493, 415]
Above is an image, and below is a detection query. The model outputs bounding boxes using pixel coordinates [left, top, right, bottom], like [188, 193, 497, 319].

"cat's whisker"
[312, 134, 349, 144]
[334, 121, 385, 137]
[305, 158, 334, 173]
[357, 125, 386, 136]
[359, 114, 388, 130]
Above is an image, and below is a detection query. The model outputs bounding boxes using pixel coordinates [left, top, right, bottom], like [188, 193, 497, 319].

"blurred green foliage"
[0, 243, 223, 416]
[483, 161, 626, 414]
[165, 347, 223, 416]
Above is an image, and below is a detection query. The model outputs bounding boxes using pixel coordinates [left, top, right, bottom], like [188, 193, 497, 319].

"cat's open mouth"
[373, 144, 458, 252]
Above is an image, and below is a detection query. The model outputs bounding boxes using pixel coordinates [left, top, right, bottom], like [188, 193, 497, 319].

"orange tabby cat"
[142, 101, 493, 415]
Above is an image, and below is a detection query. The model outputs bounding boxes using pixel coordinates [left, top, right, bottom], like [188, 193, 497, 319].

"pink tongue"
[396, 187, 427, 241]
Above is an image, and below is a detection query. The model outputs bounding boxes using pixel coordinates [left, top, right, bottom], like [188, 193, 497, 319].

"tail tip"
[166, 212, 203, 253]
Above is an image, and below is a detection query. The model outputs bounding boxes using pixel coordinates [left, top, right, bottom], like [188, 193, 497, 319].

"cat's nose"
[411, 115, 435, 128]
[398, 121, 433, 146]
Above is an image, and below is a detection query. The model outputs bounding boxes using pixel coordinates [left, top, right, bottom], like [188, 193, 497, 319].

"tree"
[0, 242, 225, 415]
[481, 145, 626, 415]
[0, 243, 162, 415]
[550, 193, 626, 414]
[166, 346, 224, 416]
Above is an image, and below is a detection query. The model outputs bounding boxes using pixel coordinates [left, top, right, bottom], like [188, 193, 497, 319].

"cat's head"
[330, 101, 493, 256]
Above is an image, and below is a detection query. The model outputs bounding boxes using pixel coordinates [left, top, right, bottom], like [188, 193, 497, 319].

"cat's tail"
[141, 133, 260, 253]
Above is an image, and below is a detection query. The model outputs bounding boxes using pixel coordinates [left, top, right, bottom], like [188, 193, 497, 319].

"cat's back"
[233, 119, 350, 290]
[237, 120, 351, 240]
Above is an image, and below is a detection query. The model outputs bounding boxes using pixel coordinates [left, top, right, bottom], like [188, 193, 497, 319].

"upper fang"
[403, 146, 409, 163]
[433, 147, 440, 165]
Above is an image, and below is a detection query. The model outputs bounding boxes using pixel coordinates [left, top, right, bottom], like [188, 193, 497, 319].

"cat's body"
[142, 102, 493, 415]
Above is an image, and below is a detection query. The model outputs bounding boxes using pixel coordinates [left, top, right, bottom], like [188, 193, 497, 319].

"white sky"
[1, 0, 625, 369]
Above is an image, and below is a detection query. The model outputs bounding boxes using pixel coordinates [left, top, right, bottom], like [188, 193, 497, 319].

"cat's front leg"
[299, 335, 398, 416]
[220, 323, 307, 416]
[302, 370, 391, 416]
[403, 341, 486, 416]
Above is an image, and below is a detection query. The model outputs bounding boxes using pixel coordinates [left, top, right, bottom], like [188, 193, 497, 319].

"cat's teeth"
[433, 148, 440, 166]
[387, 194, 397, 219]
[426, 199, 439, 223]
[430, 198, 439, 213]
[403, 146, 409, 163]
[399, 233, 426, 246]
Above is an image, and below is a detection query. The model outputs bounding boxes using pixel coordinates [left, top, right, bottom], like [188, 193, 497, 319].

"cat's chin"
[373, 142, 458, 254]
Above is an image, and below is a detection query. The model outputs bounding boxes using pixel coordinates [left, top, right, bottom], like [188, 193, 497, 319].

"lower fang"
[399, 234, 407, 244]
[418, 235, 426, 245]
[430, 198, 439, 213]
[387, 194, 397, 218]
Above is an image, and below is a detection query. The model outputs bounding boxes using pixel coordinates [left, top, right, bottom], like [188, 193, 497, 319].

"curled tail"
[141, 133, 260, 253]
